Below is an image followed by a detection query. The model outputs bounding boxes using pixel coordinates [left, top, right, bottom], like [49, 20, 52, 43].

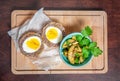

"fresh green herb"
[76, 35, 83, 42]
[75, 53, 80, 58]
[75, 57, 79, 63]
[81, 26, 92, 37]
[89, 42, 97, 49]
[80, 26, 102, 57]
[79, 37, 90, 46]
[82, 47, 90, 58]
[91, 47, 103, 57]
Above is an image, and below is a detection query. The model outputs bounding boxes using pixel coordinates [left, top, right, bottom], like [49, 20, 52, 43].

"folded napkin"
[8, 8, 62, 71]
[8, 8, 51, 50]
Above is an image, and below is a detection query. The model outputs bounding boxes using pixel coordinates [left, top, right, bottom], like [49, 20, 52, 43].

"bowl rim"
[59, 32, 93, 68]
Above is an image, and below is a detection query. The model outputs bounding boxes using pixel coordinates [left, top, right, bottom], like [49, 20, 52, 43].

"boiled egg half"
[45, 26, 63, 44]
[22, 36, 41, 53]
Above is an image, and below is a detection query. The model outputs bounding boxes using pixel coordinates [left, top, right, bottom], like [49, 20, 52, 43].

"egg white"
[22, 36, 41, 53]
[45, 26, 63, 44]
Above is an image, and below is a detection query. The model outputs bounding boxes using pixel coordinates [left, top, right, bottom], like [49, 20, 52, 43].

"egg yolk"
[26, 38, 40, 50]
[46, 28, 58, 40]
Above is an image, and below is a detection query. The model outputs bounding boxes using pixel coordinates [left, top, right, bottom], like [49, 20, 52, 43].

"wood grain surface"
[0, 0, 120, 81]
[11, 10, 107, 74]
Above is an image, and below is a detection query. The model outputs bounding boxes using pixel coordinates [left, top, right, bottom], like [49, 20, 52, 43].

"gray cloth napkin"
[8, 8, 51, 50]
[8, 8, 62, 71]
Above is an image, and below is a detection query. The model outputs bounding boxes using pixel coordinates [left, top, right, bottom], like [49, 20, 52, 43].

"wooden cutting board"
[11, 10, 108, 74]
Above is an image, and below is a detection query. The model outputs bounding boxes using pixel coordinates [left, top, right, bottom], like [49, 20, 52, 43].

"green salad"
[62, 26, 103, 64]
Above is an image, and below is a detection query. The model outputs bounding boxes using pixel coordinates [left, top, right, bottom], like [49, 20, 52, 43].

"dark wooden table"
[0, 0, 120, 81]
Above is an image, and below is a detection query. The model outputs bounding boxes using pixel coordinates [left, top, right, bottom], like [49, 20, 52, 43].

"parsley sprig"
[76, 26, 103, 58]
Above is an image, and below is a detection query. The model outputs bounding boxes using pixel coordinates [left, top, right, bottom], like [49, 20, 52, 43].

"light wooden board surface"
[11, 10, 108, 74]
